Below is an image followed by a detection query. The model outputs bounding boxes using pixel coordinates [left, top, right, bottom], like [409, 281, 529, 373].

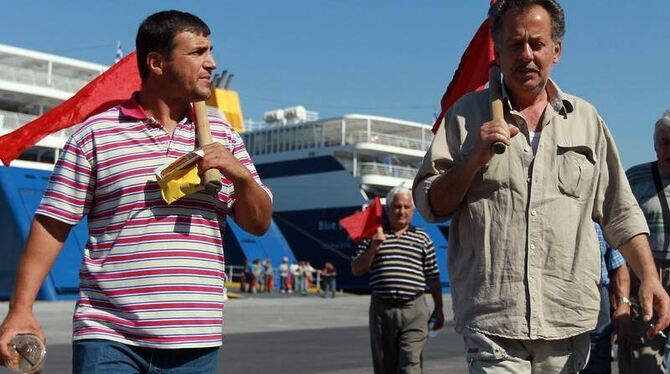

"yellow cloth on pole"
[155, 149, 206, 204]
[158, 165, 204, 204]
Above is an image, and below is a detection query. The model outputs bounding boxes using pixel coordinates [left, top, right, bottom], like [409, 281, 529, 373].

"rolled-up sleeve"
[593, 117, 649, 248]
[413, 111, 459, 223]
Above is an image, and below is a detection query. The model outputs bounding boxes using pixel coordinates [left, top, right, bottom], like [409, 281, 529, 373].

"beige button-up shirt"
[413, 79, 648, 340]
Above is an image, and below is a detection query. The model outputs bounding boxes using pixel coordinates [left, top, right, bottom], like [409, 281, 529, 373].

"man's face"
[162, 31, 217, 102]
[656, 128, 670, 174]
[388, 193, 414, 231]
[498, 5, 561, 99]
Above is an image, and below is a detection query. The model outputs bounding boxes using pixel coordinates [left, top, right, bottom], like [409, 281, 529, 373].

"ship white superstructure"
[0, 43, 106, 169]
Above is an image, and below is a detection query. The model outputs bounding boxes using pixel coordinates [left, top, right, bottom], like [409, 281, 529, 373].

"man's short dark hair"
[489, 0, 565, 51]
[136, 10, 211, 81]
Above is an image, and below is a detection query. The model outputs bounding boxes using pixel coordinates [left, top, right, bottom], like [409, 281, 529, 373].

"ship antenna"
[223, 74, 234, 89]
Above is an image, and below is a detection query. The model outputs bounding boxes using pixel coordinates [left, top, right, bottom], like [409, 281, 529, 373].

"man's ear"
[552, 40, 562, 64]
[146, 51, 165, 77]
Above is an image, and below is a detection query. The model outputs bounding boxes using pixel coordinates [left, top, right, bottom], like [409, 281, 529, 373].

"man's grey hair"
[385, 186, 413, 213]
[654, 110, 670, 147]
[489, 0, 565, 53]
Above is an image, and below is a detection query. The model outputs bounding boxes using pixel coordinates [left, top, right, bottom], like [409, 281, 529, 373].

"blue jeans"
[323, 277, 336, 298]
[73, 339, 219, 374]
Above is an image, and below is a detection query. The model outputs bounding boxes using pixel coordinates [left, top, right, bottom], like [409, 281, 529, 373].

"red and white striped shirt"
[36, 95, 270, 348]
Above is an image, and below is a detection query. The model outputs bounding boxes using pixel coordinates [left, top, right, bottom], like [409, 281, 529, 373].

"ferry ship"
[242, 110, 450, 291]
[0, 43, 450, 297]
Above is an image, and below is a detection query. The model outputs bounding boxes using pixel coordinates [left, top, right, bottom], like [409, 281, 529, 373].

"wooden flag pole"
[193, 101, 223, 193]
[489, 65, 506, 155]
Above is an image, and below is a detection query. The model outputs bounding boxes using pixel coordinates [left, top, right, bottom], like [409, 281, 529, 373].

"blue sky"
[1, 1, 669, 168]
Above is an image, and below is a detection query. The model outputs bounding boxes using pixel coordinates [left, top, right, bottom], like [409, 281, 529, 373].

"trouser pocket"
[463, 330, 509, 365]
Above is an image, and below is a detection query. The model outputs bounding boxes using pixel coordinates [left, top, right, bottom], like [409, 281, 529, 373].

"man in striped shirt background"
[0, 10, 272, 373]
[352, 186, 444, 374]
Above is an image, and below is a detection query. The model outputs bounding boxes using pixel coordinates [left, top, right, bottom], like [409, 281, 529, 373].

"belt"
[375, 293, 423, 307]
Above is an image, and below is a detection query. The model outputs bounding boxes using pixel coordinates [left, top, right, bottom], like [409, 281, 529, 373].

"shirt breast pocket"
[556, 144, 596, 199]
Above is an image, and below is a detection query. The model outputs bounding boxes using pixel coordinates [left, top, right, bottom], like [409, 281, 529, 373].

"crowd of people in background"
[239, 257, 337, 297]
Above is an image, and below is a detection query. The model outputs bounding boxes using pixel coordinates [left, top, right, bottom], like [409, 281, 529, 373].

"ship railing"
[0, 64, 91, 93]
[346, 131, 430, 151]
[0, 109, 74, 138]
[339, 159, 418, 179]
[242, 116, 433, 156]
[357, 161, 418, 179]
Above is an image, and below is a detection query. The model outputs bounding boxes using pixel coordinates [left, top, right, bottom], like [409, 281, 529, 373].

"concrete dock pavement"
[0, 293, 623, 373]
[0, 292, 468, 373]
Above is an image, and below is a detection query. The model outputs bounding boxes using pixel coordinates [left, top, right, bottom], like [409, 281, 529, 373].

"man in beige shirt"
[412, 0, 670, 372]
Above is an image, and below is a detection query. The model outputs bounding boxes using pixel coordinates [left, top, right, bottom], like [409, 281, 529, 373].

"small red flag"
[0, 51, 141, 166]
[432, 12, 496, 133]
[339, 197, 383, 242]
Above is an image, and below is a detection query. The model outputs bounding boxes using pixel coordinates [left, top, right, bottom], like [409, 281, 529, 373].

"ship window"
[274, 129, 280, 153]
[294, 125, 311, 150]
[243, 134, 252, 155]
[259, 132, 267, 155]
[280, 128, 287, 152]
[345, 119, 367, 145]
[271, 130, 278, 153]
[250, 134, 256, 155]
[312, 123, 323, 148]
[287, 127, 295, 151]
[285, 128, 292, 152]
[18, 149, 38, 162]
[281, 128, 288, 152]
[266, 131, 273, 154]
[17, 146, 56, 164]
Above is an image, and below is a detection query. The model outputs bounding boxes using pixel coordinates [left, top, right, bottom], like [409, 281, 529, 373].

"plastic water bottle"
[427, 316, 438, 338]
[5, 334, 46, 373]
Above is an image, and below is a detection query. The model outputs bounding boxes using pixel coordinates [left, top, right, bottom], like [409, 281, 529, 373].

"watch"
[618, 296, 632, 306]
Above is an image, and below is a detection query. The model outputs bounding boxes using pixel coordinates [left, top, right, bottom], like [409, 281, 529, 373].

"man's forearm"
[10, 216, 69, 310]
[611, 263, 631, 301]
[351, 245, 378, 276]
[427, 278, 443, 309]
[231, 174, 272, 236]
[428, 155, 480, 218]
[610, 264, 631, 308]
[618, 234, 660, 282]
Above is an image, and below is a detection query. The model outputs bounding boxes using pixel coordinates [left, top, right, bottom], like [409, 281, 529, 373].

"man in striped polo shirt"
[0, 10, 272, 373]
[352, 186, 444, 374]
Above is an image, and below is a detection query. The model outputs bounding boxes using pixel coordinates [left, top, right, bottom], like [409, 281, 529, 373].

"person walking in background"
[0, 10, 272, 373]
[244, 258, 255, 294]
[301, 261, 316, 296]
[251, 258, 262, 295]
[263, 258, 274, 293]
[622, 110, 670, 374]
[321, 261, 337, 298]
[413, 1, 669, 371]
[582, 224, 632, 374]
[290, 260, 301, 294]
[279, 256, 290, 294]
[352, 186, 444, 374]
[241, 259, 252, 293]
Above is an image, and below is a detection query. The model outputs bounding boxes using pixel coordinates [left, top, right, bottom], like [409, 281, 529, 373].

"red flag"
[432, 13, 496, 133]
[0, 51, 141, 166]
[339, 197, 383, 242]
